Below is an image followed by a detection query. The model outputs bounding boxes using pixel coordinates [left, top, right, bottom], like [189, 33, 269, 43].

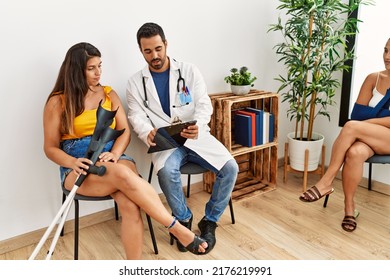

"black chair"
[61, 186, 158, 259]
[365, 154, 390, 191]
[148, 162, 235, 224]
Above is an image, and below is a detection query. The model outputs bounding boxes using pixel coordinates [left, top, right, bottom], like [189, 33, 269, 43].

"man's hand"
[181, 124, 198, 139]
[147, 128, 157, 146]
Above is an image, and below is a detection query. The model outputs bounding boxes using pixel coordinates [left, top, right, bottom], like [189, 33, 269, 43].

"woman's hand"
[72, 158, 93, 176]
[99, 151, 119, 163]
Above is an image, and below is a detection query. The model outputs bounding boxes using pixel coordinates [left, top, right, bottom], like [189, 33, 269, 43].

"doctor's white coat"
[126, 58, 233, 172]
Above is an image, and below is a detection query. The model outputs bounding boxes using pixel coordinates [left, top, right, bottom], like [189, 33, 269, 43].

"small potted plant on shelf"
[224, 66, 257, 95]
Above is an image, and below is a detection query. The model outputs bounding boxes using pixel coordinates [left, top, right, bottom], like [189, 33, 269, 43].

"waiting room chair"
[365, 154, 390, 191]
[61, 184, 158, 260]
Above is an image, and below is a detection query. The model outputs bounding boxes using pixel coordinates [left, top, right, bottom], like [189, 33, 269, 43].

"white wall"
[350, 1, 390, 103]
[0, 0, 285, 241]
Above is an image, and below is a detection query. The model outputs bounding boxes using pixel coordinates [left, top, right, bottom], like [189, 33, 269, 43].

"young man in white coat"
[126, 22, 238, 254]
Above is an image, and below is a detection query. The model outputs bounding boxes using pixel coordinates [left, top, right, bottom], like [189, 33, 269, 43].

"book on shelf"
[236, 110, 256, 146]
[269, 113, 274, 142]
[263, 111, 269, 144]
[233, 107, 274, 148]
[234, 113, 253, 147]
[244, 107, 274, 144]
[244, 107, 264, 145]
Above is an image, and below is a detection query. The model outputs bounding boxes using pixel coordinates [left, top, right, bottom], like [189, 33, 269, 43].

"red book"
[235, 110, 256, 146]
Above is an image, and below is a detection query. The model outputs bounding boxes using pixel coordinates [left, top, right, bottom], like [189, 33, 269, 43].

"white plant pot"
[231, 85, 251, 95]
[287, 131, 324, 172]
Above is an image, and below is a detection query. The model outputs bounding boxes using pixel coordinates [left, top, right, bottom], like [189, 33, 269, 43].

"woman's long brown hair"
[46, 42, 101, 136]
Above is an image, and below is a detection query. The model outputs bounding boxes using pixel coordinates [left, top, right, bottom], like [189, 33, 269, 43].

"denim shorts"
[59, 136, 135, 186]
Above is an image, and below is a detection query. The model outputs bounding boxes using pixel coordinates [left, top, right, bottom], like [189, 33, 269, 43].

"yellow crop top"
[61, 86, 116, 140]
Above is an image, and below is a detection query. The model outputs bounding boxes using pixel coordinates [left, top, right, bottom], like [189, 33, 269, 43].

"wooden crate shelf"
[204, 90, 279, 200]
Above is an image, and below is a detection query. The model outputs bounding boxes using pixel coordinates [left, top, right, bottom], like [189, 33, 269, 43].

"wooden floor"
[1, 167, 389, 260]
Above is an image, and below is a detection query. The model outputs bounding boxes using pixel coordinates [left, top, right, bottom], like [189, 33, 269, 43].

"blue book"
[234, 113, 253, 147]
[269, 113, 274, 142]
[245, 107, 264, 145]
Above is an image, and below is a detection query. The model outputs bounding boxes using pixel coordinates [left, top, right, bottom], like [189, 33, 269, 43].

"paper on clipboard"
[147, 120, 197, 153]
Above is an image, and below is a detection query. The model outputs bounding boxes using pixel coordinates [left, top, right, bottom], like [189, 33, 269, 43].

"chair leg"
[148, 163, 154, 183]
[186, 174, 191, 198]
[368, 162, 373, 191]
[114, 202, 119, 220]
[228, 197, 235, 224]
[74, 199, 79, 260]
[146, 214, 158, 254]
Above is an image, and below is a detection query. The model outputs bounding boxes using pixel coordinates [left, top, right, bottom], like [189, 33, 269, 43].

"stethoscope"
[142, 68, 189, 108]
[176, 69, 186, 95]
[141, 68, 189, 126]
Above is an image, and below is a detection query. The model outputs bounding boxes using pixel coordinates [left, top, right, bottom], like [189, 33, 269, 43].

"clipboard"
[147, 120, 197, 153]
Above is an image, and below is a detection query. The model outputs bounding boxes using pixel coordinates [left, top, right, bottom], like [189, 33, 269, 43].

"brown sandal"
[341, 210, 360, 232]
[299, 186, 334, 202]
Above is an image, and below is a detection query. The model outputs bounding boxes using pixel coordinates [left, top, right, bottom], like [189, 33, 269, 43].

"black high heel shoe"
[170, 215, 193, 252]
[167, 216, 207, 255]
[184, 235, 208, 255]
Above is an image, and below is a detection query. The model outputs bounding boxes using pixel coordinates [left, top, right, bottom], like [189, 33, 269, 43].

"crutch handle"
[88, 165, 106, 176]
[74, 164, 106, 186]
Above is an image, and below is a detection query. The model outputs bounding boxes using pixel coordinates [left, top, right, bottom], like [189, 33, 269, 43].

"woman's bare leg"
[111, 191, 143, 259]
[304, 121, 390, 196]
[342, 141, 373, 216]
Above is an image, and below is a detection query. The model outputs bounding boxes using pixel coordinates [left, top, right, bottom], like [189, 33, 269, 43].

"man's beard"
[149, 57, 166, 71]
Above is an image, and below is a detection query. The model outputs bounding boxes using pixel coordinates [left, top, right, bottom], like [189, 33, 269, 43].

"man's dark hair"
[136, 22, 166, 46]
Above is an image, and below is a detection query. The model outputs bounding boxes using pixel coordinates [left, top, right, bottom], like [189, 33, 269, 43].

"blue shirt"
[151, 68, 170, 117]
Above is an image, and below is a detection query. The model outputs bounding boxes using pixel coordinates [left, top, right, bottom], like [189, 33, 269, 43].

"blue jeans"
[157, 146, 238, 222]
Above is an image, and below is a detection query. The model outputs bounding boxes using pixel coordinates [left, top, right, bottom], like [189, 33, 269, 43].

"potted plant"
[268, 0, 368, 171]
[224, 66, 257, 95]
